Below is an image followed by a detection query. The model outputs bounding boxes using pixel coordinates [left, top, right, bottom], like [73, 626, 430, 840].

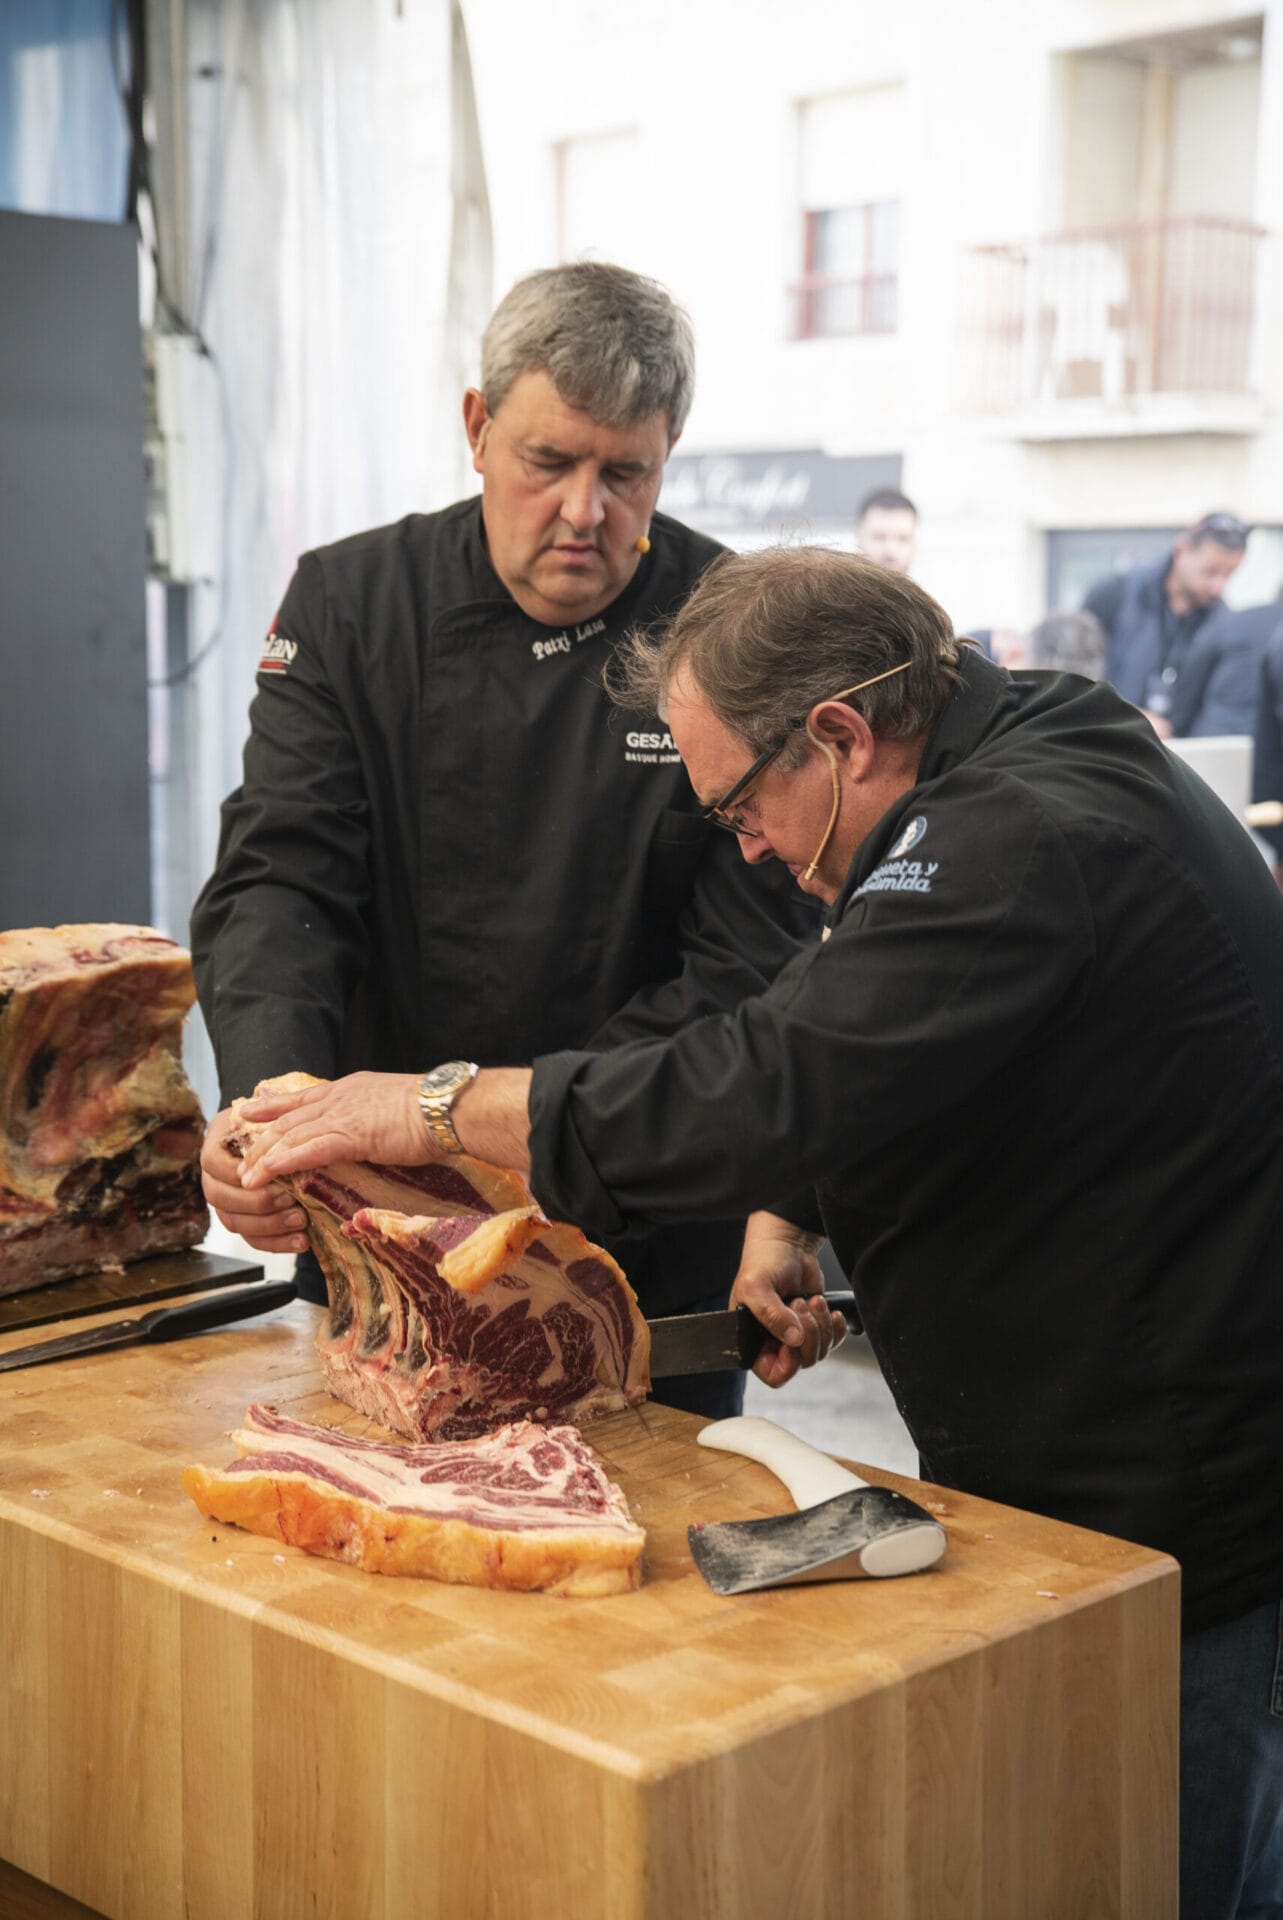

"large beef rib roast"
[0, 924, 208, 1295]
[227, 1075, 651, 1439]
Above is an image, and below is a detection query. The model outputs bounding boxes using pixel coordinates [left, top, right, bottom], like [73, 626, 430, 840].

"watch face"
[422, 1061, 467, 1096]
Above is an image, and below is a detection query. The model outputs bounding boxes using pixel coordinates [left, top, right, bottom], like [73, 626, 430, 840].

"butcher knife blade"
[0, 1277, 298, 1373]
[648, 1290, 858, 1377]
[688, 1415, 946, 1595]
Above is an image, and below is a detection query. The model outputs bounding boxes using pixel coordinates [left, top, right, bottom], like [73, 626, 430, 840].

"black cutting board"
[0, 1248, 266, 1333]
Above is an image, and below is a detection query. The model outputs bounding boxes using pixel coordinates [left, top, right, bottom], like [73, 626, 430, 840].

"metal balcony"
[957, 215, 1266, 437]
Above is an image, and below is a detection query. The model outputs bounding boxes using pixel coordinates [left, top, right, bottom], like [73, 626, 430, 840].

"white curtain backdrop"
[144, 0, 491, 1112]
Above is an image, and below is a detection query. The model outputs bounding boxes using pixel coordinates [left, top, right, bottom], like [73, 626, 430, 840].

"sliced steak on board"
[0, 925, 208, 1295]
[183, 1403, 645, 1595]
[226, 1076, 651, 1439]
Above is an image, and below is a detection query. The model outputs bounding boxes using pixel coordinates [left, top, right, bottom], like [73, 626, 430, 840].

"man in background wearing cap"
[1084, 512, 1250, 737]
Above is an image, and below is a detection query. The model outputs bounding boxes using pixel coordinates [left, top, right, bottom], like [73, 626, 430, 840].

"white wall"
[1169, 59, 1261, 216]
[1060, 56, 1146, 226]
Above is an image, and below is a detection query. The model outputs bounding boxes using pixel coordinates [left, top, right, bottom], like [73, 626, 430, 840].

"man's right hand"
[200, 1106, 311, 1256]
[730, 1210, 849, 1388]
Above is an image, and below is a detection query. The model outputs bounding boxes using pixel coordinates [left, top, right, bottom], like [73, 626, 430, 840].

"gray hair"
[1025, 610, 1107, 678]
[609, 546, 962, 761]
[480, 262, 695, 437]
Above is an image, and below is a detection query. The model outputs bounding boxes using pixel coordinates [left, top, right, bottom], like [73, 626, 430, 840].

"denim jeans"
[1181, 1598, 1283, 1918]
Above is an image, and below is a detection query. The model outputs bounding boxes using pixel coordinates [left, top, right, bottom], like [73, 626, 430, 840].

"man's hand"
[236, 1072, 427, 1188]
[730, 1211, 849, 1388]
[200, 1105, 311, 1255]
[237, 1066, 535, 1185]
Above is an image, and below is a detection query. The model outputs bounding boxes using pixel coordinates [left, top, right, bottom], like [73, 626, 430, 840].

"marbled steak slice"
[183, 1403, 645, 1596]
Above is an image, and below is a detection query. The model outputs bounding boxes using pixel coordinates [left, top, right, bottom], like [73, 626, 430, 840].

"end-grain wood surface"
[0, 1294, 1178, 1920]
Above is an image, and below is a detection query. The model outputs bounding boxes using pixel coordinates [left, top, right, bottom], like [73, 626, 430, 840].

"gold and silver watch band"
[415, 1060, 479, 1155]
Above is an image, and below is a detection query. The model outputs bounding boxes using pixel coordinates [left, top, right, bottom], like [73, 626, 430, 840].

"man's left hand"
[237, 1071, 429, 1188]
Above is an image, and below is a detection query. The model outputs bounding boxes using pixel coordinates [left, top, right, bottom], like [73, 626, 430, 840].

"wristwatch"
[416, 1060, 479, 1155]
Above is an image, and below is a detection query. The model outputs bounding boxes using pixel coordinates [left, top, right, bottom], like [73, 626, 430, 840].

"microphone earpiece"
[634, 534, 651, 555]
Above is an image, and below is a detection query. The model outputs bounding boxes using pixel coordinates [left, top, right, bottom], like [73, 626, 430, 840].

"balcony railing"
[958, 215, 1264, 420]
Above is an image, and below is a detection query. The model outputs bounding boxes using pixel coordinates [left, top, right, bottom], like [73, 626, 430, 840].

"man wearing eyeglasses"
[238, 542, 1283, 1917]
[190, 262, 802, 1421]
[1083, 511, 1251, 737]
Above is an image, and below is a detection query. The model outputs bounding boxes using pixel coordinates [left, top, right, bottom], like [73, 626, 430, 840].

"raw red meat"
[182, 1402, 645, 1594]
[226, 1076, 650, 1439]
[0, 925, 207, 1294]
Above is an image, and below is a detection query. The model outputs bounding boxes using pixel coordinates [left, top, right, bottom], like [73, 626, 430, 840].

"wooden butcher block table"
[0, 1293, 1178, 1920]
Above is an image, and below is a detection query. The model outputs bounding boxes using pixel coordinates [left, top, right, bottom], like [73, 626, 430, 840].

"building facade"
[464, 0, 1283, 631]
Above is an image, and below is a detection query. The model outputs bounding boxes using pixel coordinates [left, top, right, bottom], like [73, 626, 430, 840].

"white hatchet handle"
[697, 1415, 869, 1509]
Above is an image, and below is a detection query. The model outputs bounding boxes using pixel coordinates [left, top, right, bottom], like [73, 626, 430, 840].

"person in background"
[1249, 602, 1283, 886]
[1168, 591, 1283, 741]
[1022, 608, 1107, 678]
[1083, 512, 1250, 736]
[855, 486, 917, 574]
[190, 261, 803, 1420]
[235, 544, 1283, 1918]
[965, 625, 1024, 667]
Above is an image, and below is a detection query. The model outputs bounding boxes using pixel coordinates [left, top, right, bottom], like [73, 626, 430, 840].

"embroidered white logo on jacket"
[531, 616, 607, 662]
[888, 814, 928, 858]
[856, 857, 938, 896]
[258, 620, 297, 676]
[856, 819, 938, 895]
[257, 629, 297, 675]
[624, 728, 680, 766]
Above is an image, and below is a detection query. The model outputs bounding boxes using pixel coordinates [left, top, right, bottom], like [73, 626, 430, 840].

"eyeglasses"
[703, 660, 914, 839]
[704, 737, 790, 838]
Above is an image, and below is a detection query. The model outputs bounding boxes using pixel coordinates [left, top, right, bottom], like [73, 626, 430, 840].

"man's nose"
[739, 833, 773, 866]
[560, 466, 606, 533]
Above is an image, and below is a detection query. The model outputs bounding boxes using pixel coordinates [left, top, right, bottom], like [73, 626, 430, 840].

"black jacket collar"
[831, 648, 1015, 917]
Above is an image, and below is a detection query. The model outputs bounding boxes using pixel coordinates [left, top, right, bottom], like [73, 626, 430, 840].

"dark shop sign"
[660, 449, 903, 542]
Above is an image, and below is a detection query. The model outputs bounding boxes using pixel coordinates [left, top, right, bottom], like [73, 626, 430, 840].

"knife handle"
[735, 1289, 858, 1368]
[138, 1278, 297, 1343]
[698, 1414, 868, 1506]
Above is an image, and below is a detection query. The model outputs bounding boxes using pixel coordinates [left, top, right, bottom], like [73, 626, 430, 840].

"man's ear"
[810, 700, 874, 769]
[463, 389, 491, 470]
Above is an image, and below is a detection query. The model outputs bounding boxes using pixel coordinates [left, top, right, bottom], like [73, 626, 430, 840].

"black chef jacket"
[191, 500, 802, 1317]
[529, 650, 1283, 1631]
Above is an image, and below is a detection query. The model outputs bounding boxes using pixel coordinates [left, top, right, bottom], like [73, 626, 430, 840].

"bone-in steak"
[183, 1402, 645, 1595]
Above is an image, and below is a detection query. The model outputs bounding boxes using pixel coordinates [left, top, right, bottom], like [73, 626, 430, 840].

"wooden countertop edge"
[0, 1475, 1183, 1784]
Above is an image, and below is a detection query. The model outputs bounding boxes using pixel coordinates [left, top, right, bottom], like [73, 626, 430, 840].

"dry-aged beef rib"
[327, 1203, 650, 1440]
[0, 925, 207, 1295]
[226, 1075, 650, 1439]
[183, 1403, 645, 1595]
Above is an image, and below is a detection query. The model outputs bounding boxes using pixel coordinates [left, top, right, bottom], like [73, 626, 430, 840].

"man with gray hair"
[1023, 608, 1107, 678]
[238, 544, 1283, 1913]
[192, 261, 801, 1418]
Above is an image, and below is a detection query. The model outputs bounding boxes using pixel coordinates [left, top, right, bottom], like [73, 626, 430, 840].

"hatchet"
[688, 1415, 947, 1596]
